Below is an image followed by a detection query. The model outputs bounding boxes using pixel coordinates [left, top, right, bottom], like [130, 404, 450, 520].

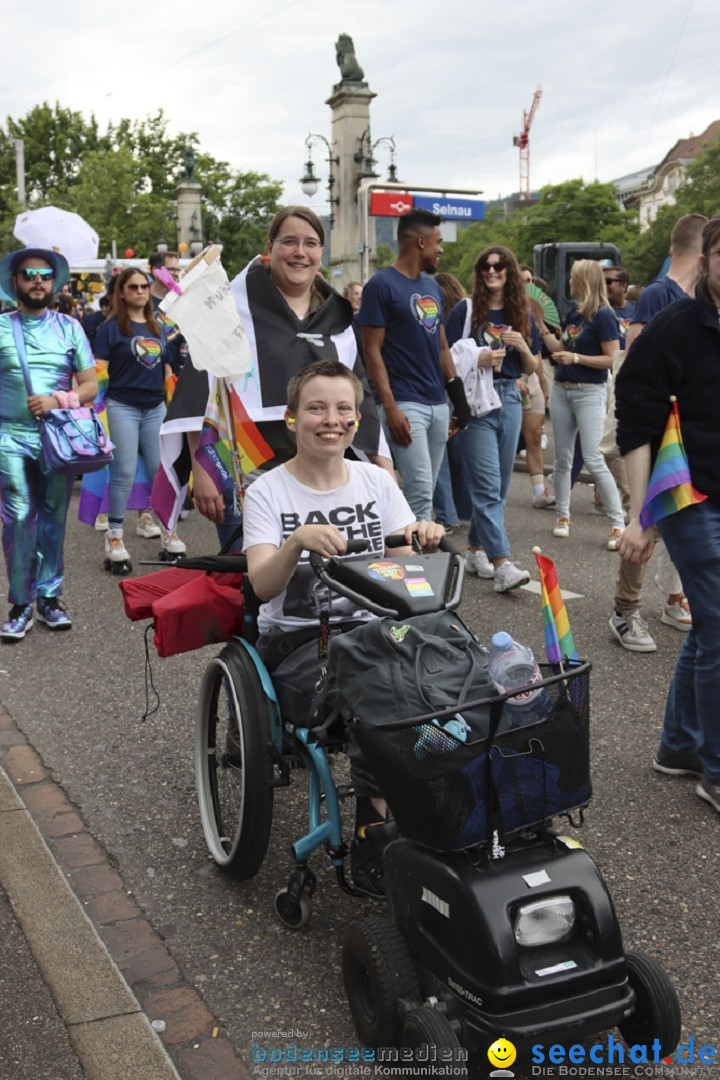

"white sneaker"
[553, 517, 571, 538]
[661, 598, 692, 631]
[94, 513, 108, 532]
[162, 529, 187, 555]
[105, 531, 130, 563]
[466, 549, 494, 579]
[609, 609, 657, 653]
[494, 561, 531, 593]
[532, 489, 556, 509]
[136, 510, 161, 538]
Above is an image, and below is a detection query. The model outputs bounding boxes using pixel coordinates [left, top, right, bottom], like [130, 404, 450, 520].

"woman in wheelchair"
[243, 359, 444, 896]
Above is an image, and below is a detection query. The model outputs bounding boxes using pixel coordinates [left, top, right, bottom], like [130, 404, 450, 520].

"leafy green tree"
[513, 179, 638, 261]
[374, 242, 395, 270]
[197, 158, 282, 277]
[0, 103, 282, 274]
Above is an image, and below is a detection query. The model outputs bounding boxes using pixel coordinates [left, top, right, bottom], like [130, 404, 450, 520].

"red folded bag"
[119, 569, 244, 656]
[120, 567, 206, 621]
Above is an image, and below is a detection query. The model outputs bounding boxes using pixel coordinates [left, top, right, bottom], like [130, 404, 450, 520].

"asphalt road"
[0, 474, 718, 1079]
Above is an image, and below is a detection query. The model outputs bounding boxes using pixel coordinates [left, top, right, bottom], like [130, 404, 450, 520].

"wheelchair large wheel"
[618, 951, 681, 1058]
[342, 916, 420, 1048]
[195, 641, 274, 879]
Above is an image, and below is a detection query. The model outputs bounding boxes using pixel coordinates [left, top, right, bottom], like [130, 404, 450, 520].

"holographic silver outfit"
[0, 311, 94, 604]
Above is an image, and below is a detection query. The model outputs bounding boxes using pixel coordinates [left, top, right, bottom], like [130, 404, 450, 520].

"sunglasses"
[604, 278, 623, 285]
[19, 267, 55, 282]
[125, 282, 150, 291]
[479, 259, 508, 274]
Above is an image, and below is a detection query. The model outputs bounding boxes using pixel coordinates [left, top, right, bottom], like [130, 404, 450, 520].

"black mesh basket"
[350, 661, 591, 852]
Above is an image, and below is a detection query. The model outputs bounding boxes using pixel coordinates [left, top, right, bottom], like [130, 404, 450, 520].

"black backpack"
[329, 610, 495, 733]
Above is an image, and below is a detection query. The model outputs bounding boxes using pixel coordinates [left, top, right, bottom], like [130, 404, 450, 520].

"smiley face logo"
[488, 1037, 516, 1070]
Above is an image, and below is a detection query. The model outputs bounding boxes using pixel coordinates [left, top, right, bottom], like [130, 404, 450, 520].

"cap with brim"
[0, 247, 70, 303]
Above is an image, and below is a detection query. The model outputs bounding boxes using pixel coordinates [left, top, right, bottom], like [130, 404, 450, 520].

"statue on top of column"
[335, 34, 365, 83]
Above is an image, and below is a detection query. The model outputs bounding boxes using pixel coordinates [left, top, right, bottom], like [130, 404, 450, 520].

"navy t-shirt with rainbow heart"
[358, 265, 446, 405]
[95, 317, 177, 408]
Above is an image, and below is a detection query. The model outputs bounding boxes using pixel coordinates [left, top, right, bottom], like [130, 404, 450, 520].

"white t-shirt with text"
[243, 461, 413, 635]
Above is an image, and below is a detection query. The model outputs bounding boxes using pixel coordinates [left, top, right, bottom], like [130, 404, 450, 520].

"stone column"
[326, 81, 378, 287]
[176, 179, 203, 255]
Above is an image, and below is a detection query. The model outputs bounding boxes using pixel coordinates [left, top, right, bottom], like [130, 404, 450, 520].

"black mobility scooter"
[307, 542, 683, 1070]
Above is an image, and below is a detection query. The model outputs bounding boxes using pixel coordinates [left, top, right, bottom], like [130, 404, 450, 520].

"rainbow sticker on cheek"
[411, 294, 440, 333]
[131, 337, 163, 367]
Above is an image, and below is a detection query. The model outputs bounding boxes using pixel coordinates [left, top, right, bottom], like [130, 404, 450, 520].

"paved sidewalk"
[0, 702, 251, 1080]
[0, 883, 84, 1080]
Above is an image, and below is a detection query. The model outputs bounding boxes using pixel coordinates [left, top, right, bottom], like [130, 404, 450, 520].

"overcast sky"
[4, 0, 718, 215]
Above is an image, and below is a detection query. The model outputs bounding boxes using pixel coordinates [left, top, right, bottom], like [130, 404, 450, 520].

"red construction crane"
[514, 86, 542, 200]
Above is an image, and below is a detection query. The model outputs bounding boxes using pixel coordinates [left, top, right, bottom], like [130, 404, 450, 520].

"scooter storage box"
[350, 662, 591, 851]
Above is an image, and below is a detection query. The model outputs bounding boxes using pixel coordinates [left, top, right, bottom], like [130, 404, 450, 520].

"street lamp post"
[354, 131, 399, 184]
[300, 133, 340, 227]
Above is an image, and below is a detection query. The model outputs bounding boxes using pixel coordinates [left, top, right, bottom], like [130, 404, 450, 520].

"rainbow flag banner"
[195, 378, 273, 496]
[639, 398, 707, 530]
[533, 548, 579, 666]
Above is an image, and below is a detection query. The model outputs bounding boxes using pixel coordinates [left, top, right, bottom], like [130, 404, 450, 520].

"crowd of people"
[1, 204, 718, 828]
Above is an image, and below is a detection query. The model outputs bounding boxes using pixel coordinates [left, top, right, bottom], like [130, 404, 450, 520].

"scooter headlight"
[513, 895, 575, 947]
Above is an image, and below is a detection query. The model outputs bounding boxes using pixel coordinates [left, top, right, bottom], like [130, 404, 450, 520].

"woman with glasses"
[160, 206, 391, 551]
[445, 245, 539, 592]
[539, 259, 624, 548]
[94, 267, 181, 571]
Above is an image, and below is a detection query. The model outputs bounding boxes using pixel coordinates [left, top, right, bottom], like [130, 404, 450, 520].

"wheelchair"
[189, 537, 681, 1067]
[193, 535, 460, 929]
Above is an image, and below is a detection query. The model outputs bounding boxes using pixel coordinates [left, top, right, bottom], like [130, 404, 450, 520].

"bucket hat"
[0, 247, 70, 303]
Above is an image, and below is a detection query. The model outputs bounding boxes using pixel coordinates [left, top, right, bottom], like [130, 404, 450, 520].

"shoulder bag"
[12, 314, 114, 475]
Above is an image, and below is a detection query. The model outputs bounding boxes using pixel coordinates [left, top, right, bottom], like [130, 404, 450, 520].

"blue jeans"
[215, 488, 244, 552]
[658, 501, 720, 783]
[379, 401, 449, 521]
[459, 380, 522, 560]
[106, 399, 166, 525]
[550, 382, 624, 528]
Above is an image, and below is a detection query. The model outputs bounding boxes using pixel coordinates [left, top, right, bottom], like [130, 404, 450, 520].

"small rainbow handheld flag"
[533, 548, 579, 667]
[195, 378, 273, 496]
[639, 398, 707, 530]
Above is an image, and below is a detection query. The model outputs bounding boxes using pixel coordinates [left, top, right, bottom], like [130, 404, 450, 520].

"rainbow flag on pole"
[639, 398, 707, 530]
[195, 378, 273, 495]
[533, 549, 579, 666]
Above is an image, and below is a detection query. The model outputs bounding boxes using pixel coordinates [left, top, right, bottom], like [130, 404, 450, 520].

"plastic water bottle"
[414, 714, 470, 759]
[488, 632, 551, 730]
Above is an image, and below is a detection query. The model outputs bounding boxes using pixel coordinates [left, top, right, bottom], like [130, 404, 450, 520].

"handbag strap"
[11, 313, 35, 397]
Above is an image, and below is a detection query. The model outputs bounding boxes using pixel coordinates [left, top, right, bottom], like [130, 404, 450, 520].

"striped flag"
[533, 549, 579, 666]
[195, 378, 273, 496]
[78, 364, 152, 525]
[639, 398, 707, 530]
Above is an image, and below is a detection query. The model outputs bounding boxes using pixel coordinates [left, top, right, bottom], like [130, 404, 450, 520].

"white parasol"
[13, 207, 99, 265]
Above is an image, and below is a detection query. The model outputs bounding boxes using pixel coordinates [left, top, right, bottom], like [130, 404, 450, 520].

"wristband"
[445, 377, 471, 429]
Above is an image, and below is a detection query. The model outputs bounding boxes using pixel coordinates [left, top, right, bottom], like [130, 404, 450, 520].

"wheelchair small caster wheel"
[275, 888, 312, 930]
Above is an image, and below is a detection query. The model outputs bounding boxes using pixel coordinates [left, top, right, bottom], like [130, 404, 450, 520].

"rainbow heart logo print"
[483, 323, 510, 349]
[411, 294, 440, 333]
[131, 336, 163, 368]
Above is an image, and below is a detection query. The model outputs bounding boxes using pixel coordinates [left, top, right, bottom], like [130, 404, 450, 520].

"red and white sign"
[369, 192, 414, 217]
